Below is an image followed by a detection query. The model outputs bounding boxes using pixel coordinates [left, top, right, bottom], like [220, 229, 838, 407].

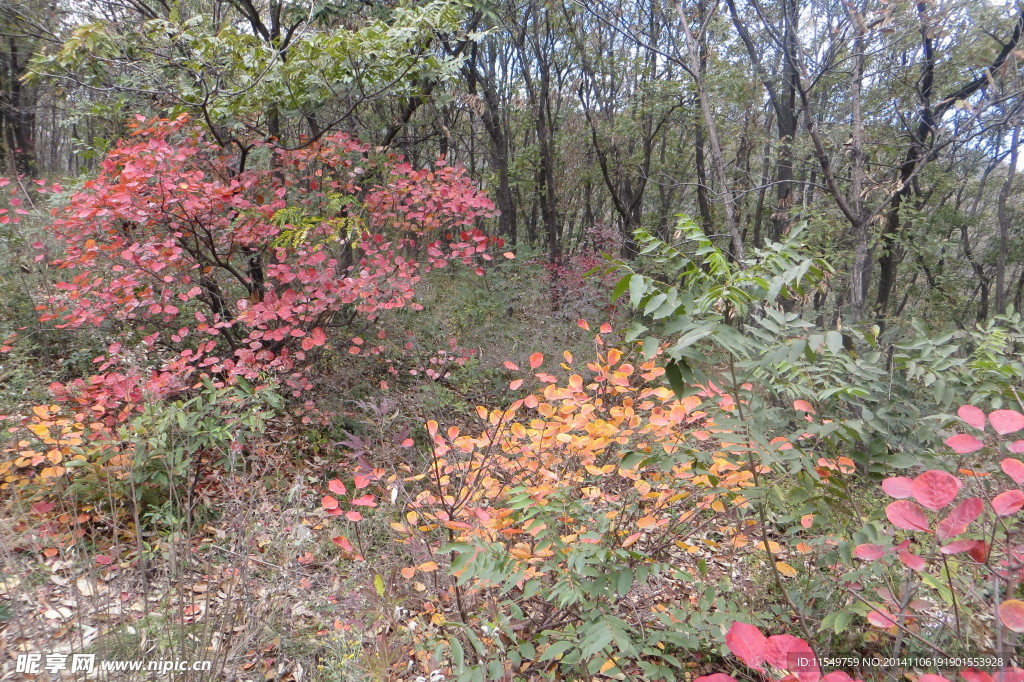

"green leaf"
[450, 637, 464, 671]
[629, 274, 647, 307]
[539, 640, 575, 662]
[665, 360, 687, 399]
[616, 569, 633, 597]
[373, 574, 385, 598]
[580, 621, 616, 659]
[612, 274, 632, 302]
[826, 330, 844, 354]
[642, 336, 659, 359]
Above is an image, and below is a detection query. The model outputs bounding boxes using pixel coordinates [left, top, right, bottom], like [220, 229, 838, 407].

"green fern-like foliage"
[614, 214, 830, 361]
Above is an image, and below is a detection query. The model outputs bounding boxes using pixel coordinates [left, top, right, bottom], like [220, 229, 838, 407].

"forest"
[1, 0, 1024, 679]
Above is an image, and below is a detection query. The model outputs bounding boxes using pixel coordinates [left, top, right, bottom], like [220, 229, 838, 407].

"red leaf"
[509, 379, 523, 390]
[31, 501, 56, 515]
[351, 494, 376, 507]
[322, 495, 339, 510]
[577, 319, 590, 330]
[936, 497, 983, 539]
[328, 479, 347, 496]
[503, 361, 519, 371]
[968, 540, 990, 562]
[881, 477, 914, 499]
[1002, 458, 1024, 484]
[853, 544, 888, 560]
[990, 410, 1024, 435]
[1009, 441, 1024, 454]
[886, 500, 930, 531]
[765, 634, 815, 675]
[958, 405, 987, 430]
[940, 539, 981, 555]
[911, 470, 961, 510]
[529, 352, 544, 369]
[999, 600, 1024, 632]
[95, 554, 114, 566]
[694, 676, 737, 682]
[992, 490, 1024, 516]
[960, 669, 993, 682]
[897, 549, 926, 570]
[345, 510, 363, 522]
[946, 433, 984, 454]
[725, 622, 767, 670]
[919, 676, 952, 682]
[331, 535, 354, 552]
[866, 609, 897, 627]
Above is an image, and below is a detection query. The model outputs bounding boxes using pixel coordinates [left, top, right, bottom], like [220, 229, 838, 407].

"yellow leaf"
[599, 658, 617, 674]
[417, 561, 439, 573]
[775, 561, 798, 577]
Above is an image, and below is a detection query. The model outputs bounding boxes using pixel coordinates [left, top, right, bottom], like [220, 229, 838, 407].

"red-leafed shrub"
[36, 114, 498, 412]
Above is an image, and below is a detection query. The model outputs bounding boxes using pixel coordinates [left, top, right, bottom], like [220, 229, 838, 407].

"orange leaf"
[509, 379, 523, 390]
[418, 561, 439, 573]
[1000, 600, 1024, 632]
[793, 399, 815, 414]
[636, 515, 658, 529]
[529, 352, 543, 369]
